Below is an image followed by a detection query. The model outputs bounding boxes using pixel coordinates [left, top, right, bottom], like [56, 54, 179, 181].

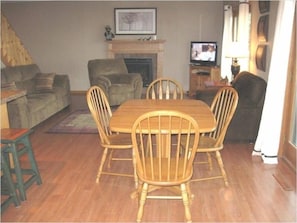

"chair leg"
[96, 148, 108, 183]
[215, 151, 229, 186]
[186, 182, 194, 205]
[181, 183, 192, 223]
[207, 152, 213, 170]
[137, 182, 148, 223]
[107, 150, 114, 168]
[132, 150, 138, 188]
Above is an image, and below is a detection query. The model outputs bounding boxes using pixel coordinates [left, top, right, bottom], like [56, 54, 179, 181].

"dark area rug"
[47, 110, 98, 134]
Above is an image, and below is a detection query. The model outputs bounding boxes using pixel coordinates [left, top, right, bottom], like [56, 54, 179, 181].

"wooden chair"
[131, 110, 200, 223]
[146, 77, 184, 99]
[86, 86, 137, 186]
[193, 87, 238, 186]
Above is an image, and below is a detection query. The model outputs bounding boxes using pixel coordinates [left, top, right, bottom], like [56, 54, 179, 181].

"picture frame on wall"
[256, 45, 267, 72]
[258, 0, 270, 14]
[257, 15, 269, 42]
[114, 8, 157, 35]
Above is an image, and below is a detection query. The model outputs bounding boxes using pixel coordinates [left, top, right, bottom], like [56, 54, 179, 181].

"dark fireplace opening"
[124, 58, 153, 87]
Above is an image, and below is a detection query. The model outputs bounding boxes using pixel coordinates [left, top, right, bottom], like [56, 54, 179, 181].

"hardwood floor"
[1, 94, 296, 222]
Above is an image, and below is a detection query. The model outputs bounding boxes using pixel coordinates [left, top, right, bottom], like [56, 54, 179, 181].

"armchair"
[88, 58, 143, 106]
[196, 71, 267, 142]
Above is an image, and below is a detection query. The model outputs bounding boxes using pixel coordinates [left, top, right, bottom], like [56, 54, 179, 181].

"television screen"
[190, 41, 217, 66]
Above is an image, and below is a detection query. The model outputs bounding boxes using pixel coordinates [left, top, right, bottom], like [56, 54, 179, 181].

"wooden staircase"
[1, 13, 34, 66]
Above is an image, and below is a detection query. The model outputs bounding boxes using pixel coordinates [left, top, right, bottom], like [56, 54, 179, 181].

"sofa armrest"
[93, 76, 111, 89]
[53, 74, 70, 91]
[128, 73, 143, 85]
[7, 96, 30, 128]
[130, 73, 143, 99]
[90, 76, 111, 97]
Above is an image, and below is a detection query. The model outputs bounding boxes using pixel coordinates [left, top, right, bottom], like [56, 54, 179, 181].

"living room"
[1, 0, 296, 222]
[2, 1, 279, 87]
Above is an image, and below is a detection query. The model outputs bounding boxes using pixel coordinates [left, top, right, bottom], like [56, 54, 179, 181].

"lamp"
[226, 41, 249, 79]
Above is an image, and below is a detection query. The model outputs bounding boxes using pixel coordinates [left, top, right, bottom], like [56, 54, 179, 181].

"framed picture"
[256, 45, 267, 72]
[114, 8, 157, 35]
[257, 15, 269, 42]
[259, 0, 270, 14]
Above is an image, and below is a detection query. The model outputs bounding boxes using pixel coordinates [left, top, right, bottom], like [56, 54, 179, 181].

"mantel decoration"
[257, 15, 269, 42]
[256, 45, 267, 72]
[104, 25, 115, 41]
[258, 0, 270, 14]
[114, 8, 157, 35]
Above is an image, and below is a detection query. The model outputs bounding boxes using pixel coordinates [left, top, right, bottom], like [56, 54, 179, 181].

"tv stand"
[189, 64, 221, 96]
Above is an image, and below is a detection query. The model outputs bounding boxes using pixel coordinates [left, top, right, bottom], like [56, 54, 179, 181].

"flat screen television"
[190, 41, 218, 66]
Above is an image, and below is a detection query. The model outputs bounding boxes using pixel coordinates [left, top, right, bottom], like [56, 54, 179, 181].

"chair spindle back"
[146, 78, 184, 100]
[208, 87, 239, 146]
[131, 110, 200, 184]
[86, 86, 113, 144]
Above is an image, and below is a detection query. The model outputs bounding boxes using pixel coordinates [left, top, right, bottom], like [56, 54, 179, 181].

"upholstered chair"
[88, 58, 143, 106]
[196, 71, 267, 142]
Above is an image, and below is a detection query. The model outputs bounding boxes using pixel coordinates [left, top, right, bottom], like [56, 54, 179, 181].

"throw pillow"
[35, 73, 56, 92]
[1, 81, 17, 90]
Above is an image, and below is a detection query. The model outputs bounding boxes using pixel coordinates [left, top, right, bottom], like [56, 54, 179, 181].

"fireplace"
[106, 39, 165, 81]
[124, 58, 153, 87]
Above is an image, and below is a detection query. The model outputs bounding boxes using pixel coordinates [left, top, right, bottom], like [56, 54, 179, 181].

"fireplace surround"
[106, 40, 165, 83]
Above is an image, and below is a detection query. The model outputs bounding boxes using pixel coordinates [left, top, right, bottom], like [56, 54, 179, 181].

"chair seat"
[197, 136, 223, 152]
[109, 84, 134, 94]
[103, 133, 132, 148]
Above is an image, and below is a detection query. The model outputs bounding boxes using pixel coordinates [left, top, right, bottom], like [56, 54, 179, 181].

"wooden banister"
[1, 13, 34, 66]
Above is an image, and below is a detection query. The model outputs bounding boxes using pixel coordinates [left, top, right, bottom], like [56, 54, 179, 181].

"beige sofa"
[1, 64, 71, 128]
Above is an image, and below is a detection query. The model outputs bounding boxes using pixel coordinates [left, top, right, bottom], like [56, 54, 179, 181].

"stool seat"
[1, 128, 42, 201]
[1, 128, 33, 142]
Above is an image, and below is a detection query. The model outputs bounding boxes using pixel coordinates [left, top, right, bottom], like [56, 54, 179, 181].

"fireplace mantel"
[106, 40, 165, 78]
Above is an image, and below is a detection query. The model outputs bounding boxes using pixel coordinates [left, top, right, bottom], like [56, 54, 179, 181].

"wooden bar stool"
[1, 144, 21, 212]
[1, 128, 42, 201]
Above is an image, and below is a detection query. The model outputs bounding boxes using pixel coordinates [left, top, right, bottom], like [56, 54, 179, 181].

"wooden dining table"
[110, 99, 216, 198]
[110, 99, 216, 134]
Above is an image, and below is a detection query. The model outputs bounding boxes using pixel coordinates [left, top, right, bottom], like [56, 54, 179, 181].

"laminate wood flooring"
[1, 94, 296, 222]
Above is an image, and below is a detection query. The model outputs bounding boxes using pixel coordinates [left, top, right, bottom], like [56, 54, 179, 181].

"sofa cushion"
[35, 73, 56, 92]
[15, 79, 36, 94]
[27, 93, 56, 112]
[103, 74, 135, 84]
[109, 84, 134, 94]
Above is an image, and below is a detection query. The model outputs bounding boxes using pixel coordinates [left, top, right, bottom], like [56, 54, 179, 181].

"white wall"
[1, 1, 224, 91]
